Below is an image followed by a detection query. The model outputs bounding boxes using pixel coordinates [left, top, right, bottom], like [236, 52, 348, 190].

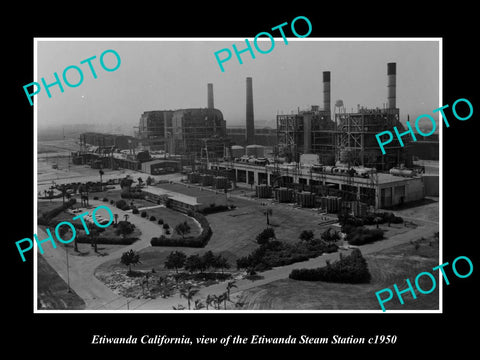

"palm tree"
[180, 284, 199, 310]
[226, 280, 237, 301]
[124, 214, 129, 222]
[206, 294, 215, 310]
[114, 213, 119, 226]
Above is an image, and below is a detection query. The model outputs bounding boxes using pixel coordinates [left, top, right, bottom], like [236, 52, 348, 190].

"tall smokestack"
[387, 62, 396, 109]
[323, 71, 331, 115]
[207, 83, 214, 109]
[246, 77, 254, 145]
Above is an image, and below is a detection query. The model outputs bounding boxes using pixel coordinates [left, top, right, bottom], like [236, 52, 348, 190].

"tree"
[114, 213, 119, 226]
[120, 176, 133, 191]
[124, 214, 129, 222]
[115, 220, 135, 238]
[175, 221, 191, 239]
[263, 207, 272, 226]
[299, 230, 314, 242]
[226, 280, 237, 300]
[120, 249, 141, 275]
[321, 228, 341, 243]
[202, 251, 216, 272]
[164, 251, 187, 273]
[206, 294, 215, 310]
[185, 254, 204, 273]
[180, 284, 199, 310]
[256, 228, 276, 245]
[146, 176, 153, 186]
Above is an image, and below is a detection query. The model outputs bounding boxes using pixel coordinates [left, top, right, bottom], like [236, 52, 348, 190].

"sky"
[36, 39, 440, 135]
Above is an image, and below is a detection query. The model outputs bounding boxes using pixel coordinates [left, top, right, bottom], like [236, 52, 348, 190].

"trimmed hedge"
[38, 198, 77, 225]
[236, 239, 338, 272]
[150, 211, 212, 248]
[199, 204, 232, 215]
[141, 211, 147, 218]
[115, 199, 131, 211]
[76, 235, 138, 245]
[120, 190, 146, 199]
[289, 249, 371, 283]
[346, 227, 384, 246]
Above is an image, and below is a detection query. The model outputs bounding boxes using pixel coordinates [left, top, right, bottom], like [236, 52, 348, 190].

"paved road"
[38, 196, 438, 311]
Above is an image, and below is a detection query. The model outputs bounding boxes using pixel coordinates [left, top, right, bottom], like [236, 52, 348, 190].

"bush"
[289, 249, 371, 283]
[256, 228, 276, 245]
[102, 197, 108, 202]
[149, 216, 156, 221]
[93, 196, 99, 200]
[299, 230, 314, 242]
[110, 200, 115, 205]
[157, 218, 164, 225]
[163, 223, 169, 229]
[141, 211, 147, 218]
[38, 198, 77, 225]
[132, 207, 139, 214]
[236, 239, 338, 272]
[150, 212, 212, 248]
[346, 227, 384, 246]
[115, 199, 129, 211]
[76, 235, 138, 245]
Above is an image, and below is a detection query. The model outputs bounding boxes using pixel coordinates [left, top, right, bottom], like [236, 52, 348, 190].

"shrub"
[115, 221, 136, 237]
[163, 223, 170, 229]
[289, 249, 371, 283]
[115, 199, 128, 211]
[38, 198, 77, 225]
[256, 228, 276, 245]
[149, 216, 156, 221]
[141, 211, 147, 218]
[132, 207, 139, 214]
[157, 218, 164, 225]
[93, 196, 99, 200]
[150, 211, 212, 248]
[346, 227, 384, 246]
[76, 235, 137, 245]
[103, 197, 108, 202]
[199, 204, 230, 215]
[110, 200, 114, 205]
[121, 190, 146, 199]
[299, 230, 314, 242]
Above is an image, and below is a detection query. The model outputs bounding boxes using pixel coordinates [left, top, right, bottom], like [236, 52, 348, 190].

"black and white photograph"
[34, 39, 441, 312]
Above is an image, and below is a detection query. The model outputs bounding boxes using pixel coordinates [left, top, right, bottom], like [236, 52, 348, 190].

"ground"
[37, 253, 85, 310]
[235, 234, 439, 310]
[36, 138, 440, 311]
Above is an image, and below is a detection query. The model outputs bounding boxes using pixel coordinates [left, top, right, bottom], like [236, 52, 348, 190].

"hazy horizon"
[36, 39, 440, 136]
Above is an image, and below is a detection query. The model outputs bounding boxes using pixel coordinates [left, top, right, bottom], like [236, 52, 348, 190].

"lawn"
[37, 254, 85, 310]
[235, 234, 440, 311]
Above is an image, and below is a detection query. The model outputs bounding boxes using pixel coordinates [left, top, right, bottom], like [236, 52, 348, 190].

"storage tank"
[296, 191, 316, 208]
[256, 184, 272, 198]
[275, 187, 294, 202]
[231, 145, 245, 159]
[200, 174, 214, 186]
[187, 172, 202, 183]
[321, 196, 342, 213]
[246, 144, 265, 158]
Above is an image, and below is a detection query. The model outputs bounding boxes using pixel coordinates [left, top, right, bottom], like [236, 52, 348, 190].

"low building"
[143, 182, 227, 213]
